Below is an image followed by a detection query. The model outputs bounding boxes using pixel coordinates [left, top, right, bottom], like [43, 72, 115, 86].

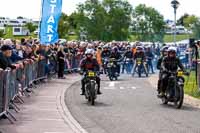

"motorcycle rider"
[101, 45, 111, 59]
[80, 49, 102, 95]
[145, 46, 155, 74]
[110, 46, 122, 75]
[101, 45, 111, 74]
[123, 45, 134, 74]
[132, 46, 148, 75]
[157, 46, 169, 95]
[158, 46, 186, 97]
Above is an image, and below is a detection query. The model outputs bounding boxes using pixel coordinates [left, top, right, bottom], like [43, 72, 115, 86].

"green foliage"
[183, 15, 198, 28]
[25, 22, 37, 33]
[73, 0, 133, 41]
[0, 30, 4, 37]
[163, 34, 189, 42]
[58, 13, 70, 38]
[129, 34, 189, 42]
[184, 71, 200, 99]
[132, 4, 165, 42]
[177, 13, 189, 26]
[193, 20, 200, 39]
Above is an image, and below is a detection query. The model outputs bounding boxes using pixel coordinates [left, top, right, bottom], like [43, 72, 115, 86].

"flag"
[39, 0, 62, 45]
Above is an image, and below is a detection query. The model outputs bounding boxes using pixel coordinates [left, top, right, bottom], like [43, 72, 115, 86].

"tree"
[25, 22, 37, 33]
[177, 13, 189, 25]
[183, 15, 198, 28]
[0, 30, 4, 37]
[74, 0, 133, 41]
[103, 0, 133, 41]
[192, 18, 200, 39]
[132, 4, 165, 42]
[17, 16, 24, 19]
[58, 13, 70, 38]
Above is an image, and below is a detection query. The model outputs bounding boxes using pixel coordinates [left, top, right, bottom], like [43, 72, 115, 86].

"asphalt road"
[65, 74, 200, 133]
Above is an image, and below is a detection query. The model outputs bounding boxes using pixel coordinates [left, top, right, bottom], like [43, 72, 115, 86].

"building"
[0, 17, 40, 27]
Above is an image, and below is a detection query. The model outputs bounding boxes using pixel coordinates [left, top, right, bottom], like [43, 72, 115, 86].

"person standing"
[146, 47, 155, 74]
[57, 45, 66, 79]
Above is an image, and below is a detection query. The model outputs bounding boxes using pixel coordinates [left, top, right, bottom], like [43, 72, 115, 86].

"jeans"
[125, 61, 133, 74]
[147, 60, 154, 73]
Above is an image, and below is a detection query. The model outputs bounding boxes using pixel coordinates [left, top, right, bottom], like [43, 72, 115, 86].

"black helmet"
[1, 45, 12, 51]
[161, 46, 169, 53]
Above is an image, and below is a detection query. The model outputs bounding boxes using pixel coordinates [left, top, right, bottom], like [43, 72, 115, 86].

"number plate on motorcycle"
[88, 72, 95, 77]
[177, 71, 183, 76]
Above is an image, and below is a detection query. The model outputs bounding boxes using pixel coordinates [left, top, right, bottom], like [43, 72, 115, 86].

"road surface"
[65, 74, 200, 133]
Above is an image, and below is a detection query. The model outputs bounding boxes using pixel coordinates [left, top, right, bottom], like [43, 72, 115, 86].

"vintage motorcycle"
[107, 58, 119, 81]
[84, 71, 98, 105]
[158, 70, 189, 109]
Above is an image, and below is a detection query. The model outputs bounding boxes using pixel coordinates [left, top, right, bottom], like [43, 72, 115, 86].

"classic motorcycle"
[84, 71, 98, 105]
[158, 70, 189, 109]
[102, 58, 109, 74]
[107, 58, 119, 81]
[133, 58, 148, 77]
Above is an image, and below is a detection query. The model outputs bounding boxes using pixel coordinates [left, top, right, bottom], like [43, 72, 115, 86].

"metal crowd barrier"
[65, 55, 82, 72]
[0, 59, 48, 124]
[0, 56, 82, 124]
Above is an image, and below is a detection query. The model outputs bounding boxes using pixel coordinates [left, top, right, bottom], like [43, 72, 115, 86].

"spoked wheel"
[90, 82, 96, 106]
[174, 86, 184, 109]
[91, 98, 95, 106]
[109, 76, 113, 81]
[88, 96, 91, 102]
[161, 96, 168, 105]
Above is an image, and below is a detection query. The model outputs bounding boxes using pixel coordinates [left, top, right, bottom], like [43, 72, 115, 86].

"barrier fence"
[0, 54, 82, 124]
[0, 59, 48, 123]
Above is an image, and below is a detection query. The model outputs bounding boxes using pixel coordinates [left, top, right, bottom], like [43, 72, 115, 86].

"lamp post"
[171, 0, 180, 45]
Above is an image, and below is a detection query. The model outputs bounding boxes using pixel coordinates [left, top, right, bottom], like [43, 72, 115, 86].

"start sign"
[39, 0, 62, 45]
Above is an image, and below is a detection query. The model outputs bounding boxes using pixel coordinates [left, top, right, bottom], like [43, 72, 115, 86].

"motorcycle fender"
[178, 81, 184, 87]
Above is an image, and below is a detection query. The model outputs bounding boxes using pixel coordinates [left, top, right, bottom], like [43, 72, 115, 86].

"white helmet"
[85, 49, 94, 55]
[168, 46, 177, 53]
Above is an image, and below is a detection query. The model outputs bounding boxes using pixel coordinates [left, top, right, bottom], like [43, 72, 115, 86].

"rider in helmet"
[157, 46, 169, 95]
[80, 49, 102, 95]
[157, 46, 169, 70]
[101, 45, 111, 74]
[101, 45, 111, 59]
[158, 46, 186, 97]
[110, 46, 122, 74]
[123, 45, 134, 74]
[132, 46, 148, 75]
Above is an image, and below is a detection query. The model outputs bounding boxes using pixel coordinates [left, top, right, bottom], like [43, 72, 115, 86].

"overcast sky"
[0, 0, 199, 20]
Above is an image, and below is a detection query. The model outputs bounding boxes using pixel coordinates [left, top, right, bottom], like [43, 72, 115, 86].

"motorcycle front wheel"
[161, 95, 168, 105]
[174, 86, 184, 109]
[89, 82, 96, 106]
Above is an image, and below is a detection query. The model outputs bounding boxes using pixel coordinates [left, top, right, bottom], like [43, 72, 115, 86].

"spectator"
[0, 45, 16, 70]
[57, 45, 65, 79]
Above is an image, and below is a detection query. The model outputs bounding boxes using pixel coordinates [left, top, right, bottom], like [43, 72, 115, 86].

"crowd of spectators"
[0, 38, 163, 78]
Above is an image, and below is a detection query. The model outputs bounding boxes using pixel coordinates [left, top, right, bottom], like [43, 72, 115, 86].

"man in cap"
[0, 45, 16, 70]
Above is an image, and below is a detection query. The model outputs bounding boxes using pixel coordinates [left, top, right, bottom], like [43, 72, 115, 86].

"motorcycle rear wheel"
[109, 76, 113, 81]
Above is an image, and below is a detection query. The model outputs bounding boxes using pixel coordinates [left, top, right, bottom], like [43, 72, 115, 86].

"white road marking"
[109, 82, 115, 87]
[132, 87, 137, 90]
[44, 132, 65, 133]
[103, 87, 115, 90]
[120, 87, 125, 90]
